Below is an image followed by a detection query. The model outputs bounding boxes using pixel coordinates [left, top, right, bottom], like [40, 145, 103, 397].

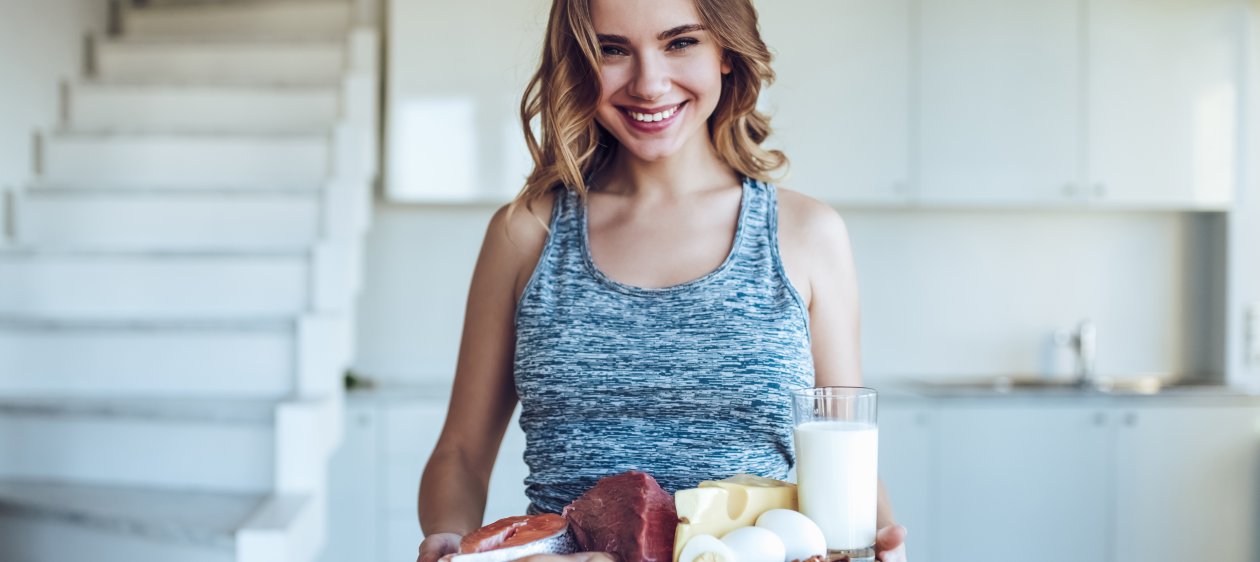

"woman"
[416, 0, 908, 561]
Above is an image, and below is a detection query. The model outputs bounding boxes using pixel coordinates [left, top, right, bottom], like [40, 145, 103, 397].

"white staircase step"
[0, 398, 278, 492]
[124, 0, 352, 41]
[0, 318, 304, 398]
[0, 481, 318, 562]
[95, 38, 345, 87]
[0, 250, 311, 320]
[67, 81, 340, 134]
[16, 188, 323, 251]
[41, 132, 330, 190]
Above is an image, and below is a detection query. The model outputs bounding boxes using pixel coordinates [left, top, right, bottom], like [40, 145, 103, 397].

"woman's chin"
[618, 140, 686, 163]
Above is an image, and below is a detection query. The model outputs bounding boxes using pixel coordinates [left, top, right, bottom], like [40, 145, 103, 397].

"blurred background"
[1, 0, 1259, 561]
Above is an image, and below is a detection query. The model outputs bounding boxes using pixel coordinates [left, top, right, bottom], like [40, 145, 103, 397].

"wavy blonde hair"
[511, 0, 786, 216]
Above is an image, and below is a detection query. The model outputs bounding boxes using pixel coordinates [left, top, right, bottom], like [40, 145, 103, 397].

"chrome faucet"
[1071, 319, 1097, 389]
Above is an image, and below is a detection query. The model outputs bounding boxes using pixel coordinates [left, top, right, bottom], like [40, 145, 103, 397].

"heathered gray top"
[513, 176, 814, 515]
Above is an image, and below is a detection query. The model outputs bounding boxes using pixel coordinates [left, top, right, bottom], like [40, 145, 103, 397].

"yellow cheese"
[673, 475, 797, 562]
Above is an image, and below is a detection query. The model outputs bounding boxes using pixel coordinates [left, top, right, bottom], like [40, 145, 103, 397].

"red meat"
[562, 471, 678, 562]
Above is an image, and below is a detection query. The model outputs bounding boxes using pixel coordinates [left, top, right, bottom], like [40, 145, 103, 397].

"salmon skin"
[448, 514, 578, 562]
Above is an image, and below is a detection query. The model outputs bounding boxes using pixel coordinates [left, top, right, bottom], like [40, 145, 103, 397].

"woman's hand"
[874, 524, 908, 562]
[417, 532, 462, 562]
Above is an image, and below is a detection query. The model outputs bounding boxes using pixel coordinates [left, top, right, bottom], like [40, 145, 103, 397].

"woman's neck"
[599, 134, 738, 200]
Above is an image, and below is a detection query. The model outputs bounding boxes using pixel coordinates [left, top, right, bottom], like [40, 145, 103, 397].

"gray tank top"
[513, 176, 814, 515]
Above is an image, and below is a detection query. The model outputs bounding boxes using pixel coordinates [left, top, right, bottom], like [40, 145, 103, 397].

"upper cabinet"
[1087, 0, 1245, 208]
[918, 0, 1082, 206]
[759, 0, 912, 205]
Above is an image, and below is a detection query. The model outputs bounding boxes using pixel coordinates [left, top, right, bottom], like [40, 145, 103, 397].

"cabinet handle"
[892, 181, 909, 195]
[1062, 183, 1078, 197]
[1093, 412, 1107, 427]
[1124, 412, 1137, 427]
[1093, 183, 1107, 198]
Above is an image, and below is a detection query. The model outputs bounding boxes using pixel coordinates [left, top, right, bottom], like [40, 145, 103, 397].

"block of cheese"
[673, 475, 797, 562]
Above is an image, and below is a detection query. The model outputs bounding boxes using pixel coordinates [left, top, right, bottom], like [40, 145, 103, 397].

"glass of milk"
[790, 387, 878, 562]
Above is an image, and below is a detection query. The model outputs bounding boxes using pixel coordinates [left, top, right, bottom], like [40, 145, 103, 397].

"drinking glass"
[790, 387, 879, 562]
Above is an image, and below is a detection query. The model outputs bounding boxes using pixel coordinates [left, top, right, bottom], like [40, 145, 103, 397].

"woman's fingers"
[417, 532, 463, 562]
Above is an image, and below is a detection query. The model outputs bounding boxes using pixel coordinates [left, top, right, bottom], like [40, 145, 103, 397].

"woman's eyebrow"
[596, 24, 707, 45]
[658, 24, 705, 40]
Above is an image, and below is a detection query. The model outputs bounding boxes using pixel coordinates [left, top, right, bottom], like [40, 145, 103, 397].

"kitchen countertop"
[345, 377, 1260, 406]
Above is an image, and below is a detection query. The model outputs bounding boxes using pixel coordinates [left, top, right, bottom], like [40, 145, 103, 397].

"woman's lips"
[619, 101, 687, 133]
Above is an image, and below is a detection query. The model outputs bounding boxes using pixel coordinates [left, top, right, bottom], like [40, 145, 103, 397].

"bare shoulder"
[483, 190, 558, 300]
[775, 186, 851, 246]
[775, 187, 855, 304]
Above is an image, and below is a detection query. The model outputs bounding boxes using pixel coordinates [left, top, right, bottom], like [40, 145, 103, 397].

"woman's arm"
[778, 189, 907, 561]
[418, 196, 555, 539]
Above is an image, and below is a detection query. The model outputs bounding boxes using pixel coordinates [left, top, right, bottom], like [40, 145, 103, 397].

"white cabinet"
[320, 395, 531, 562]
[930, 401, 1260, 562]
[918, 0, 1082, 206]
[1113, 405, 1260, 561]
[758, 0, 912, 205]
[1086, 0, 1245, 208]
[935, 406, 1111, 562]
[879, 405, 937, 559]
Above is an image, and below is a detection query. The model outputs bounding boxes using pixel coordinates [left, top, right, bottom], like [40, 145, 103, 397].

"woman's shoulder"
[773, 185, 850, 246]
[485, 189, 560, 299]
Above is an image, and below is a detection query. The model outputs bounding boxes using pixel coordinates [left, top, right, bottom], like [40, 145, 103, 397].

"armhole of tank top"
[766, 183, 813, 343]
[513, 191, 565, 325]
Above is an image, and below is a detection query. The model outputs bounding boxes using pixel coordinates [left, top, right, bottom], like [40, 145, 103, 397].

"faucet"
[1071, 319, 1097, 389]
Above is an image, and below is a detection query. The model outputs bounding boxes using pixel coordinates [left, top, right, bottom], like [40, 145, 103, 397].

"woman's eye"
[601, 45, 628, 57]
[668, 38, 698, 51]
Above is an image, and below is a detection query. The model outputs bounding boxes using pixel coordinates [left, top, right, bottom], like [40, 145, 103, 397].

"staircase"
[0, 1, 378, 560]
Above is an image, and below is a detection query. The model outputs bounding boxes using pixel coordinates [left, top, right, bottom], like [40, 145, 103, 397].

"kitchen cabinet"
[1086, 0, 1245, 209]
[935, 405, 1111, 562]
[758, 0, 912, 205]
[879, 405, 938, 560]
[320, 395, 531, 562]
[1113, 405, 1260, 561]
[918, 0, 1082, 206]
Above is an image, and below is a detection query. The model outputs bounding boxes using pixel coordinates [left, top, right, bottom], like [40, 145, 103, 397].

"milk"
[793, 420, 879, 551]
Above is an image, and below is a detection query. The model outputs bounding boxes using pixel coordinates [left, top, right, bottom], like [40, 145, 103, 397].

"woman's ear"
[721, 58, 732, 75]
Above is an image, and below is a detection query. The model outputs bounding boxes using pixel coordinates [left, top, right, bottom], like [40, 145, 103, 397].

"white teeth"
[628, 105, 679, 123]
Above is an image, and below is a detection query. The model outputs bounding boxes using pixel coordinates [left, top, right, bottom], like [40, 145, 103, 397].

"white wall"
[0, 0, 106, 189]
[353, 205, 1222, 384]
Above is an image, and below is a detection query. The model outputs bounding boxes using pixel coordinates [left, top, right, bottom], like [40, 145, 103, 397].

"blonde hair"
[511, 0, 786, 216]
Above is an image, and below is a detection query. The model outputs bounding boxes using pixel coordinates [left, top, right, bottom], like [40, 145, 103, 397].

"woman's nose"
[628, 53, 670, 102]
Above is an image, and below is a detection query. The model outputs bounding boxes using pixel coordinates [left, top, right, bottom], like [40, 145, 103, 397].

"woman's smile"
[619, 101, 688, 133]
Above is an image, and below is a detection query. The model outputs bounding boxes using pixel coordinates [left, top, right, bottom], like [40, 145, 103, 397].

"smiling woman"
[415, 1, 907, 562]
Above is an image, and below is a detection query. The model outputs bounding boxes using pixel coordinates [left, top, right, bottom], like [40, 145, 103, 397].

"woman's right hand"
[417, 532, 462, 562]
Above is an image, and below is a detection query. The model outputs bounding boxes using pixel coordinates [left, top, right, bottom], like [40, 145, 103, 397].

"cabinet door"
[1087, 0, 1244, 208]
[936, 406, 1110, 562]
[918, 0, 1081, 205]
[879, 405, 937, 561]
[758, 0, 912, 205]
[318, 404, 380, 562]
[383, 400, 448, 561]
[1114, 405, 1260, 562]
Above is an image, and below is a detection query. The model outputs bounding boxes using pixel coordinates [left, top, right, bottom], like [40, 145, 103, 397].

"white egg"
[720, 526, 786, 562]
[754, 509, 827, 562]
[679, 534, 737, 562]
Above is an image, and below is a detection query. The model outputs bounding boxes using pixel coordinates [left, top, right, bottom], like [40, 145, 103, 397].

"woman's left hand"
[874, 524, 908, 562]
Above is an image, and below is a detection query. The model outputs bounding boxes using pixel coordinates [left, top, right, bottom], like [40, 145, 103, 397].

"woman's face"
[590, 0, 730, 163]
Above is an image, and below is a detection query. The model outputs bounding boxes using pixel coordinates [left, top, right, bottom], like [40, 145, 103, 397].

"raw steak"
[562, 471, 678, 562]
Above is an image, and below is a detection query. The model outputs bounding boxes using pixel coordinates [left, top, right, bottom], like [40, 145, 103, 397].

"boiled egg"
[720, 526, 786, 562]
[679, 534, 737, 562]
[754, 509, 827, 562]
